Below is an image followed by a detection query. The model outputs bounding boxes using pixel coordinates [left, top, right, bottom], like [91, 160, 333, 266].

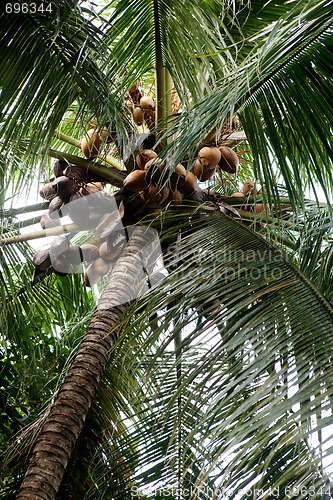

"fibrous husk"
[198, 146, 221, 169]
[218, 146, 239, 174]
[81, 129, 102, 159]
[123, 170, 147, 192]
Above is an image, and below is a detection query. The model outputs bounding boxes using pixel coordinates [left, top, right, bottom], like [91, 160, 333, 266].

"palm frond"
[161, 1, 333, 206]
[93, 207, 333, 498]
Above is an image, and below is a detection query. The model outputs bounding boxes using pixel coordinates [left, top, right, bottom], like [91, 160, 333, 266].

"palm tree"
[0, 0, 333, 499]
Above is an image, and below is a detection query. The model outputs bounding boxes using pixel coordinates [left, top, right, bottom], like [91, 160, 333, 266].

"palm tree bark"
[16, 226, 153, 500]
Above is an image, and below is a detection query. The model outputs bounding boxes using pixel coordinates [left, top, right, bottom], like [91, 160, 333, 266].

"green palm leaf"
[95, 207, 333, 498]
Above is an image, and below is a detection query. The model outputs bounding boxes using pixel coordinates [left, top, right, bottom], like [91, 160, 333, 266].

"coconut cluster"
[39, 159, 105, 230]
[35, 159, 122, 286]
[193, 145, 239, 180]
[32, 231, 126, 287]
[131, 95, 156, 130]
[231, 181, 270, 215]
[122, 144, 239, 208]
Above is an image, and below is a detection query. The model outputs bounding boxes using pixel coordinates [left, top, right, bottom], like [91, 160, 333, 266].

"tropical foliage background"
[0, 0, 333, 498]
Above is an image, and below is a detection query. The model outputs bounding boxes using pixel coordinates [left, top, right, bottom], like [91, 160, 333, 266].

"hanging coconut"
[197, 146, 221, 169]
[48, 195, 65, 219]
[53, 176, 77, 200]
[52, 256, 71, 276]
[242, 180, 255, 196]
[40, 213, 59, 229]
[218, 146, 239, 174]
[231, 192, 245, 198]
[39, 182, 57, 200]
[193, 159, 217, 181]
[164, 188, 182, 209]
[144, 158, 167, 184]
[143, 184, 170, 205]
[143, 108, 155, 129]
[79, 243, 100, 263]
[169, 164, 187, 190]
[66, 192, 90, 227]
[81, 129, 102, 159]
[254, 203, 271, 215]
[33, 249, 52, 270]
[132, 107, 144, 126]
[93, 257, 112, 275]
[53, 160, 68, 179]
[136, 149, 157, 170]
[180, 171, 199, 195]
[140, 96, 155, 110]
[124, 170, 147, 192]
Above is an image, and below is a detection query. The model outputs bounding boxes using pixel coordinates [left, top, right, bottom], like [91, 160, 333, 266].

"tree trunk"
[16, 226, 153, 500]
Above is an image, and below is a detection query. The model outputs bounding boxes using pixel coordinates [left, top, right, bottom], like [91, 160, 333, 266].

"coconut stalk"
[0, 202, 49, 217]
[0, 224, 79, 246]
[47, 149, 126, 187]
[51, 132, 124, 171]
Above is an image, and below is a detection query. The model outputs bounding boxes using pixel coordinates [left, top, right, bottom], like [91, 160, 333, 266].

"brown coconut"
[181, 171, 199, 195]
[164, 188, 182, 209]
[242, 180, 255, 196]
[39, 182, 57, 200]
[193, 159, 217, 181]
[136, 149, 157, 170]
[79, 244, 100, 263]
[33, 249, 52, 270]
[81, 129, 102, 159]
[254, 203, 271, 215]
[218, 147, 239, 174]
[98, 241, 115, 262]
[132, 107, 144, 125]
[140, 96, 155, 110]
[144, 158, 167, 184]
[123, 170, 147, 192]
[144, 184, 169, 205]
[198, 146, 221, 169]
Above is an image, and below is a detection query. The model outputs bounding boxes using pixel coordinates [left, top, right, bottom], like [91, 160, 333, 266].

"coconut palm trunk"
[15, 226, 153, 500]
